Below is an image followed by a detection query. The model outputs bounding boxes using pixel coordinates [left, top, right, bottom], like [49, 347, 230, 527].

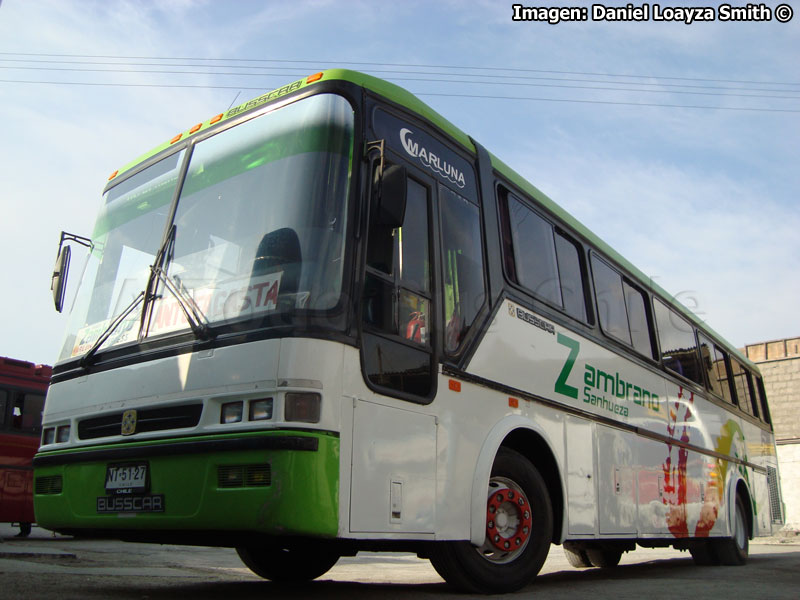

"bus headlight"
[249, 398, 274, 421]
[56, 425, 71, 443]
[221, 401, 244, 424]
[284, 392, 321, 423]
[42, 427, 56, 445]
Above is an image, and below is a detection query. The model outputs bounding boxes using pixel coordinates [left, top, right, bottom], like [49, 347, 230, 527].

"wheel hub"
[486, 487, 532, 551]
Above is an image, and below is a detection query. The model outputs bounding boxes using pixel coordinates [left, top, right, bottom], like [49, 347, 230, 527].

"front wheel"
[429, 447, 553, 593]
[236, 544, 340, 582]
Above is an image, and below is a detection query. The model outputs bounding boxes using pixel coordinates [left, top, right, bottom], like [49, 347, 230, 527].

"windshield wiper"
[79, 226, 213, 371]
[79, 291, 145, 370]
[141, 224, 214, 341]
[149, 268, 214, 341]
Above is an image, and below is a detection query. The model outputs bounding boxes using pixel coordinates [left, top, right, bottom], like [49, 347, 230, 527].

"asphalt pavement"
[2, 522, 799, 599]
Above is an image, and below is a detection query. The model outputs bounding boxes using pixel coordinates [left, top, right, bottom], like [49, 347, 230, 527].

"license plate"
[105, 462, 148, 494]
[97, 494, 165, 513]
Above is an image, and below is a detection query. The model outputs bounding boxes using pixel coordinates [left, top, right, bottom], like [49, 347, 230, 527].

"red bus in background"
[0, 356, 50, 537]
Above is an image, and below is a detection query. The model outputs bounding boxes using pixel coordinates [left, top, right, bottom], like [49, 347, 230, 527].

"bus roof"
[108, 68, 755, 369]
[0, 356, 52, 389]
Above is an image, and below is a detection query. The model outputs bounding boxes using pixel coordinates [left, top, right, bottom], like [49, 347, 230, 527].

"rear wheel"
[429, 447, 553, 593]
[714, 495, 749, 566]
[586, 548, 622, 568]
[236, 544, 340, 582]
[689, 542, 719, 566]
[563, 542, 592, 568]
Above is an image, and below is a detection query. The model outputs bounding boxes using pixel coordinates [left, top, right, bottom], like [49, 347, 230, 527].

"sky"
[0, 0, 798, 366]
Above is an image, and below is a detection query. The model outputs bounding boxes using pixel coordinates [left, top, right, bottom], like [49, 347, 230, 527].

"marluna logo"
[399, 128, 466, 189]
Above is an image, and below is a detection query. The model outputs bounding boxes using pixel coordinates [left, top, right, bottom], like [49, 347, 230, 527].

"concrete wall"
[744, 337, 800, 531]
[776, 443, 800, 530]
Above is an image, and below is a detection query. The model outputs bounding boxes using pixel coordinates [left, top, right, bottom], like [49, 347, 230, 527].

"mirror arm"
[54, 231, 94, 263]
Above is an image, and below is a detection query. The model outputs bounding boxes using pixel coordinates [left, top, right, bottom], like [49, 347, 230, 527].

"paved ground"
[1, 523, 798, 599]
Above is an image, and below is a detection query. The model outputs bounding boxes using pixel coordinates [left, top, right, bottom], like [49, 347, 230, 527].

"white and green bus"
[35, 69, 784, 593]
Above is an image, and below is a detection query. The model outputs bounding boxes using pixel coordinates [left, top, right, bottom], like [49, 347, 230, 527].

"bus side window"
[503, 193, 560, 306]
[11, 392, 44, 433]
[555, 232, 590, 324]
[698, 334, 734, 403]
[746, 369, 760, 419]
[0, 390, 7, 428]
[653, 299, 703, 386]
[755, 376, 772, 425]
[731, 359, 757, 417]
[591, 255, 632, 345]
[439, 184, 486, 354]
[623, 281, 654, 359]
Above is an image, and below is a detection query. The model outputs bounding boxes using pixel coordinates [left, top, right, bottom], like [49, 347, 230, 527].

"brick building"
[744, 336, 800, 531]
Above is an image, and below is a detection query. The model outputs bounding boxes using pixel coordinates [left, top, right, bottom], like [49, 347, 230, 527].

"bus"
[1, 356, 50, 537]
[34, 69, 784, 593]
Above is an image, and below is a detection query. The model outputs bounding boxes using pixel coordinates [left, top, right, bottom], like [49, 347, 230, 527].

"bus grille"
[35, 475, 63, 495]
[77, 404, 203, 440]
[767, 466, 784, 524]
[218, 464, 272, 488]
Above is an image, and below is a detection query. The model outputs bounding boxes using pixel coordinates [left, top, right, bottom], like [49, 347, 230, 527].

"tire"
[429, 447, 553, 593]
[586, 548, 622, 568]
[714, 495, 749, 566]
[17, 523, 32, 538]
[563, 543, 592, 568]
[689, 542, 720, 566]
[235, 544, 340, 582]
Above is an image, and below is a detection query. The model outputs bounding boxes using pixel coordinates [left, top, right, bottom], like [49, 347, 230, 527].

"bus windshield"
[59, 93, 354, 362]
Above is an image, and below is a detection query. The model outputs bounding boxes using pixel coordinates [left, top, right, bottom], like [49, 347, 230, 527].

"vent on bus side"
[217, 464, 272, 488]
[35, 475, 63, 495]
[77, 404, 203, 440]
[767, 466, 785, 524]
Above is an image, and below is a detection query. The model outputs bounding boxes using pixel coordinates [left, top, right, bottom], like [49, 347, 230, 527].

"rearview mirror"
[51, 245, 71, 313]
[50, 231, 93, 313]
[374, 164, 407, 228]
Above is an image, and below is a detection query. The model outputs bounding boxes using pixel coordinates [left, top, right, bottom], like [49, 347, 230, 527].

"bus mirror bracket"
[52, 231, 93, 313]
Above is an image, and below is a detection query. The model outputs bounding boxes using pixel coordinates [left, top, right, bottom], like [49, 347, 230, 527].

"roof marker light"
[108, 170, 119, 181]
[210, 113, 223, 124]
[189, 123, 202, 134]
[307, 72, 323, 84]
[170, 133, 183, 144]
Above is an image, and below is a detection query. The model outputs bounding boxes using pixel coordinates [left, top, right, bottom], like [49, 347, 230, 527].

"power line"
[3, 79, 799, 113]
[2, 62, 799, 95]
[2, 66, 798, 101]
[420, 92, 800, 114]
[1, 51, 798, 87]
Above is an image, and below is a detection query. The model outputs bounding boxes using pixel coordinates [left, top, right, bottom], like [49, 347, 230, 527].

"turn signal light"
[285, 393, 321, 423]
